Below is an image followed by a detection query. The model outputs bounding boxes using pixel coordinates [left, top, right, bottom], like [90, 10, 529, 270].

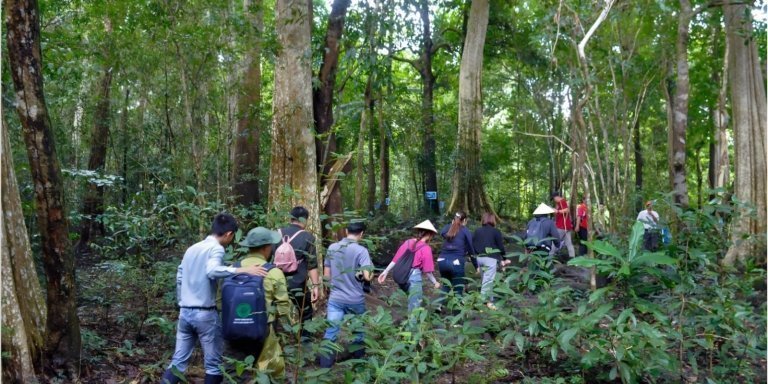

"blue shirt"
[176, 236, 237, 308]
[324, 238, 373, 305]
[439, 224, 476, 258]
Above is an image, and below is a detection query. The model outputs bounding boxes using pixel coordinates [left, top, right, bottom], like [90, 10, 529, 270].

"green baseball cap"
[239, 227, 281, 248]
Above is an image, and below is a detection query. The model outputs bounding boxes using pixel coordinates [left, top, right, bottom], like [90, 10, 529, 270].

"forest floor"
[74, 239, 592, 384]
[73, 223, 766, 383]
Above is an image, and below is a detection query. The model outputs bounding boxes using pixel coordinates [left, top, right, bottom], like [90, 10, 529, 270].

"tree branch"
[391, 55, 422, 71]
[577, 0, 616, 63]
[510, 131, 574, 152]
[430, 41, 451, 55]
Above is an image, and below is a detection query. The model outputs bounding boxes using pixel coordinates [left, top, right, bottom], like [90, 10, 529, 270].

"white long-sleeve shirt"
[176, 236, 237, 308]
[636, 210, 659, 230]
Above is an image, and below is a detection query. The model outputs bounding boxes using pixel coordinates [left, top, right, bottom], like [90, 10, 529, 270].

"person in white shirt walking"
[636, 201, 661, 251]
[161, 213, 265, 384]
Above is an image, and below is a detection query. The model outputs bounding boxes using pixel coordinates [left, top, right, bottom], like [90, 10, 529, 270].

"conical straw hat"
[532, 203, 556, 215]
[413, 220, 438, 234]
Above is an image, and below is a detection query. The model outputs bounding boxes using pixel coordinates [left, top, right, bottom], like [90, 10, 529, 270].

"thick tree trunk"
[722, 0, 767, 265]
[2, 119, 46, 384]
[670, 0, 693, 208]
[76, 66, 113, 253]
[232, 0, 264, 206]
[119, 87, 130, 204]
[378, 97, 390, 213]
[313, 0, 351, 236]
[447, 0, 494, 217]
[269, 0, 319, 233]
[4, 0, 81, 375]
[418, 0, 439, 214]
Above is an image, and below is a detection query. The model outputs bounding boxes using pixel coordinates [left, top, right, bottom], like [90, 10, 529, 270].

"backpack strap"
[409, 239, 427, 253]
[287, 229, 304, 243]
[233, 261, 242, 268]
[262, 262, 275, 272]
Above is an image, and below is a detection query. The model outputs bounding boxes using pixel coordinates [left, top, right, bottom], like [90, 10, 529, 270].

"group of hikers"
[161, 194, 666, 383]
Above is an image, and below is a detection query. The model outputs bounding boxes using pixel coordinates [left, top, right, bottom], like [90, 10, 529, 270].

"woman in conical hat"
[524, 203, 560, 254]
[378, 220, 441, 313]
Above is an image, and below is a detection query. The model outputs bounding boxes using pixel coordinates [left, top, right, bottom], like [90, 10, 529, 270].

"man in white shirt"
[636, 201, 661, 251]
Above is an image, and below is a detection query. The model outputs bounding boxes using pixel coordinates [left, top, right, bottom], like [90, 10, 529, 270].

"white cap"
[532, 203, 556, 215]
[413, 220, 438, 234]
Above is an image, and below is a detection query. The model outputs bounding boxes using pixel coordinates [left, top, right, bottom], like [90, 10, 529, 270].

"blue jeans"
[438, 257, 466, 296]
[323, 301, 366, 344]
[407, 269, 423, 313]
[477, 257, 498, 302]
[167, 308, 223, 375]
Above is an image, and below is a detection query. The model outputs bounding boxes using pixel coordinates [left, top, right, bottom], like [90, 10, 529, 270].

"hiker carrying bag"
[392, 240, 424, 291]
[221, 261, 274, 344]
[274, 229, 304, 273]
[525, 220, 548, 250]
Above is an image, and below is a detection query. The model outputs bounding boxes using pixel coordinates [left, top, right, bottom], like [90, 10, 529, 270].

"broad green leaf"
[628, 221, 645, 262]
[586, 240, 622, 258]
[632, 252, 677, 266]
[568, 256, 610, 268]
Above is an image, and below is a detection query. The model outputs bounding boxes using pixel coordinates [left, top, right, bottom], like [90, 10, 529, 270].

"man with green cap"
[224, 227, 297, 381]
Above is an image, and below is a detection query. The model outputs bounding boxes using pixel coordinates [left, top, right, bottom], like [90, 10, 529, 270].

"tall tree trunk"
[232, 0, 263, 206]
[418, 0, 439, 214]
[119, 87, 130, 204]
[355, 78, 372, 211]
[4, 0, 82, 375]
[378, 95, 390, 213]
[367, 114, 377, 213]
[670, 0, 694, 208]
[722, 0, 767, 265]
[710, 24, 730, 192]
[2, 118, 46, 384]
[447, 0, 494, 217]
[269, 0, 319, 233]
[313, 0, 351, 235]
[76, 65, 113, 254]
[633, 117, 644, 213]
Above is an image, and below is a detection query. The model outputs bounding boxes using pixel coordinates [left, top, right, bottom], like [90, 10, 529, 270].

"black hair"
[290, 206, 309, 221]
[347, 221, 366, 235]
[211, 213, 238, 236]
[551, 191, 561, 199]
[446, 211, 467, 240]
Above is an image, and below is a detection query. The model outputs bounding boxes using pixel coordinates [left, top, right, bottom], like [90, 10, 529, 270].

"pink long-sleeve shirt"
[391, 239, 435, 273]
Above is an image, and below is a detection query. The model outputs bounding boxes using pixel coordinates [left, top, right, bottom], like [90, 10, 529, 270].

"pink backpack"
[274, 229, 304, 273]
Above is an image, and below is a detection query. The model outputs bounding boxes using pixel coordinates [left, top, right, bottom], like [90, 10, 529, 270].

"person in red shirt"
[575, 196, 589, 256]
[551, 192, 575, 258]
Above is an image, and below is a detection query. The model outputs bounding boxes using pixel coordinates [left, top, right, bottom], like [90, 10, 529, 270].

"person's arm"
[465, 229, 478, 269]
[206, 246, 267, 278]
[425, 272, 440, 288]
[360, 250, 374, 281]
[266, 271, 298, 328]
[303, 233, 322, 302]
[495, 228, 506, 256]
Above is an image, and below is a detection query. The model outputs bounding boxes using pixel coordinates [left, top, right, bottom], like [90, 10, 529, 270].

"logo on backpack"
[222, 262, 274, 343]
[274, 229, 305, 273]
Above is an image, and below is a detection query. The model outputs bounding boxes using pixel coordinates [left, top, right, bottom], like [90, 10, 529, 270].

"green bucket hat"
[239, 227, 281, 248]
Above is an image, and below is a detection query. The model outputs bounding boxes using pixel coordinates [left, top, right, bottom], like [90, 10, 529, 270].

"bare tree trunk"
[2, 118, 46, 384]
[232, 0, 264, 206]
[418, 0, 439, 214]
[722, 0, 767, 265]
[367, 120, 377, 213]
[378, 95, 390, 213]
[4, 0, 81, 374]
[669, 0, 694, 208]
[447, 0, 494, 217]
[313, 0, 351, 236]
[355, 78, 372, 211]
[711, 25, 730, 191]
[119, 87, 130, 204]
[76, 64, 113, 254]
[269, 0, 319, 233]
